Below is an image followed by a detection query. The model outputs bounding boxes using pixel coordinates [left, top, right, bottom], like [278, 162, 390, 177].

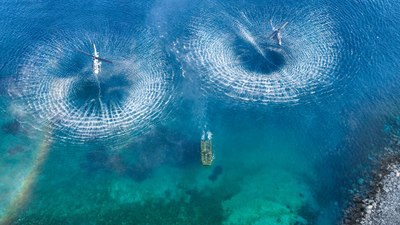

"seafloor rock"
[343, 158, 400, 224]
[362, 163, 400, 225]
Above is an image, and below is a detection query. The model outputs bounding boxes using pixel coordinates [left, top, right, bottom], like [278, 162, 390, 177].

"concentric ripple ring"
[183, 6, 342, 104]
[10, 29, 175, 142]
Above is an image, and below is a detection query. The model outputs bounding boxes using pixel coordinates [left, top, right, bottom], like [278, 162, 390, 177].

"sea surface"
[1, 0, 400, 224]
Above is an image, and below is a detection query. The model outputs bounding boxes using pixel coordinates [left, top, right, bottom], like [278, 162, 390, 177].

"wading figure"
[269, 19, 289, 46]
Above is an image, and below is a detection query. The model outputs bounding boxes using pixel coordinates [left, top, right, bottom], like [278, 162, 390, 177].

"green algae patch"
[221, 169, 312, 225]
[11, 185, 237, 225]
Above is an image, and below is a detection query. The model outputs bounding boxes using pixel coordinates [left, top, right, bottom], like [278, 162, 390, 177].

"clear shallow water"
[1, 0, 400, 224]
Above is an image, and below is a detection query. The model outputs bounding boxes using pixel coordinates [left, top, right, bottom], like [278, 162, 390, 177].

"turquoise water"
[1, 0, 400, 224]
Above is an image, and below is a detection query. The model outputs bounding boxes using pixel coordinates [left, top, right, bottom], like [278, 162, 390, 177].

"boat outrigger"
[269, 19, 289, 46]
[201, 131, 214, 166]
[77, 44, 112, 75]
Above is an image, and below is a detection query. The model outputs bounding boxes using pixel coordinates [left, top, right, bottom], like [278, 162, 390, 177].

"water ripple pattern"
[10, 29, 175, 142]
[183, 6, 342, 104]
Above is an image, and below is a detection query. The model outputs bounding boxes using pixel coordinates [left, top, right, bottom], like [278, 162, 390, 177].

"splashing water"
[9, 28, 176, 143]
[181, 5, 346, 104]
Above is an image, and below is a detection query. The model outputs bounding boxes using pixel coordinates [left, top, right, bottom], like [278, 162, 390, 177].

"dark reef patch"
[81, 148, 111, 173]
[2, 119, 21, 135]
[10, 184, 240, 225]
[208, 165, 223, 182]
[7, 145, 26, 156]
[122, 127, 200, 176]
[126, 164, 153, 182]
[79, 127, 200, 182]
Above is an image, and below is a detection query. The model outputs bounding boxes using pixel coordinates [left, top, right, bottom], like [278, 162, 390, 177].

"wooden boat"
[201, 132, 214, 166]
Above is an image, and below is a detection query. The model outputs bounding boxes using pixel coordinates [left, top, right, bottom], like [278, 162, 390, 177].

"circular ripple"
[182, 5, 342, 104]
[10, 28, 175, 142]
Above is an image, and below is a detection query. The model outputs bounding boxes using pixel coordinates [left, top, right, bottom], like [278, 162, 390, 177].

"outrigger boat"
[269, 19, 289, 46]
[201, 131, 214, 166]
[77, 44, 112, 75]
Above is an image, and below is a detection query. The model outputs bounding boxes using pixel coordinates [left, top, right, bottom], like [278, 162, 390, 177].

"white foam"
[11, 29, 175, 143]
[182, 6, 342, 104]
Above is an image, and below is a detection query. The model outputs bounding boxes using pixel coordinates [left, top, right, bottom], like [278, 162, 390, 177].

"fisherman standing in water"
[269, 19, 289, 46]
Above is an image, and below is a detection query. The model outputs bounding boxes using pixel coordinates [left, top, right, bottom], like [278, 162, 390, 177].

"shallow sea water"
[1, 0, 400, 224]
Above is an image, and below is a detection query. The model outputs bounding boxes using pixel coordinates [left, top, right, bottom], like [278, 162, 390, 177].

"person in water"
[269, 19, 289, 46]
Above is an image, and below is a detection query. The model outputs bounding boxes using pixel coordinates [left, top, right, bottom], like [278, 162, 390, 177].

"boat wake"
[9, 28, 175, 143]
[179, 4, 344, 104]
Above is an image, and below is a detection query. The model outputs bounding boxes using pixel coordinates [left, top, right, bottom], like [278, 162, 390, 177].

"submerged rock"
[208, 165, 223, 182]
[81, 149, 110, 173]
[7, 145, 26, 156]
[343, 157, 400, 224]
[2, 119, 21, 135]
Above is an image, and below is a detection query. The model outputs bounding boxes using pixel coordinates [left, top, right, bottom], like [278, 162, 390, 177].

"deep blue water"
[1, 0, 400, 224]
